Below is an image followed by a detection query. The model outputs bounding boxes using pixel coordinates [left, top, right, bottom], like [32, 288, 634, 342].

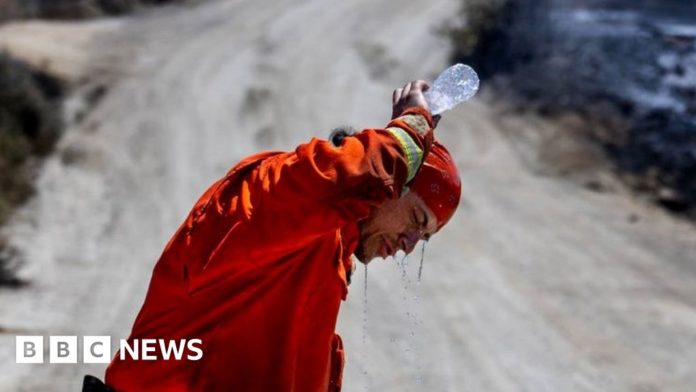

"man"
[94, 80, 461, 391]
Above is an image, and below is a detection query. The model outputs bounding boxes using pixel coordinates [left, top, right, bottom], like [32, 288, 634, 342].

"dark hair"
[329, 127, 356, 147]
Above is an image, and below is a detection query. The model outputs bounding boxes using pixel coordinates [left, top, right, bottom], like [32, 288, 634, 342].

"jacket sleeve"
[237, 107, 434, 252]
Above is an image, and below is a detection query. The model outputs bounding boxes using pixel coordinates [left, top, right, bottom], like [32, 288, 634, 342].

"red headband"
[409, 141, 461, 231]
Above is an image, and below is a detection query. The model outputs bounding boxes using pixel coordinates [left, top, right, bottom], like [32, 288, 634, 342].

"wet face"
[354, 191, 438, 264]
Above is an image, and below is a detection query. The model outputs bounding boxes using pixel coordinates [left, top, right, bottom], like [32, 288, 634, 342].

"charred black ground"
[447, 0, 696, 216]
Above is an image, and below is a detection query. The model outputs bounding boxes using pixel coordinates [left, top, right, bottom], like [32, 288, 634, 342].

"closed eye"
[418, 206, 429, 230]
[411, 208, 425, 228]
[411, 210, 420, 227]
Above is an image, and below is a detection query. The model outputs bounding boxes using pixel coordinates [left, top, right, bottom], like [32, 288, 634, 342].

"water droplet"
[401, 255, 408, 281]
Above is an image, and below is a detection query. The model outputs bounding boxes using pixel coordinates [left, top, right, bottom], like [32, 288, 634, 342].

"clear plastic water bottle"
[424, 63, 480, 115]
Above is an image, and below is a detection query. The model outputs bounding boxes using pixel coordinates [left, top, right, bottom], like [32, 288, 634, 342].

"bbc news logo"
[16, 336, 203, 363]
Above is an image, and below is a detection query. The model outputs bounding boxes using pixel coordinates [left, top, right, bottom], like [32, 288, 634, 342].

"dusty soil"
[0, 1, 695, 391]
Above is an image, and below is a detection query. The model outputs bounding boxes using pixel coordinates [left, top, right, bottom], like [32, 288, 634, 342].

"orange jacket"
[105, 108, 433, 391]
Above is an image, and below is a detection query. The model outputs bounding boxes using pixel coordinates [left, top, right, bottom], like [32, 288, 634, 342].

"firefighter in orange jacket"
[98, 80, 461, 391]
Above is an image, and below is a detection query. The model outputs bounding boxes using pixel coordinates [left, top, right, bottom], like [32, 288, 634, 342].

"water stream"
[396, 249, 426, 386]
[362, 264, 370, 391]
[361, 244, 428, 389]
[417, 241, 426, 282]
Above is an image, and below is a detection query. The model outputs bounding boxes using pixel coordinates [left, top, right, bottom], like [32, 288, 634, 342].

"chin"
[353, 250, 369, 265]
[353, 244, 375, 265]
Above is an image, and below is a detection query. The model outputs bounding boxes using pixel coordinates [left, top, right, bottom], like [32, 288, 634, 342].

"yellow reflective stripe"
[399, 114, 430, 136]
[386, 126, 423, 182]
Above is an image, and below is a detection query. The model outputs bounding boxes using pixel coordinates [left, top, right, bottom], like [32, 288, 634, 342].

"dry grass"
[0, 52, 63, 286]
[0, 0, 198, 21]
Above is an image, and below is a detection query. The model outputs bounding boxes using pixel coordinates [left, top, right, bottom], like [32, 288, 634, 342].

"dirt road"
[1, 0, 695, 390]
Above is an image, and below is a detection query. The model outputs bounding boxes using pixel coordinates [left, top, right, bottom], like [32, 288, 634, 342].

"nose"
[399, 230, 421, 255]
